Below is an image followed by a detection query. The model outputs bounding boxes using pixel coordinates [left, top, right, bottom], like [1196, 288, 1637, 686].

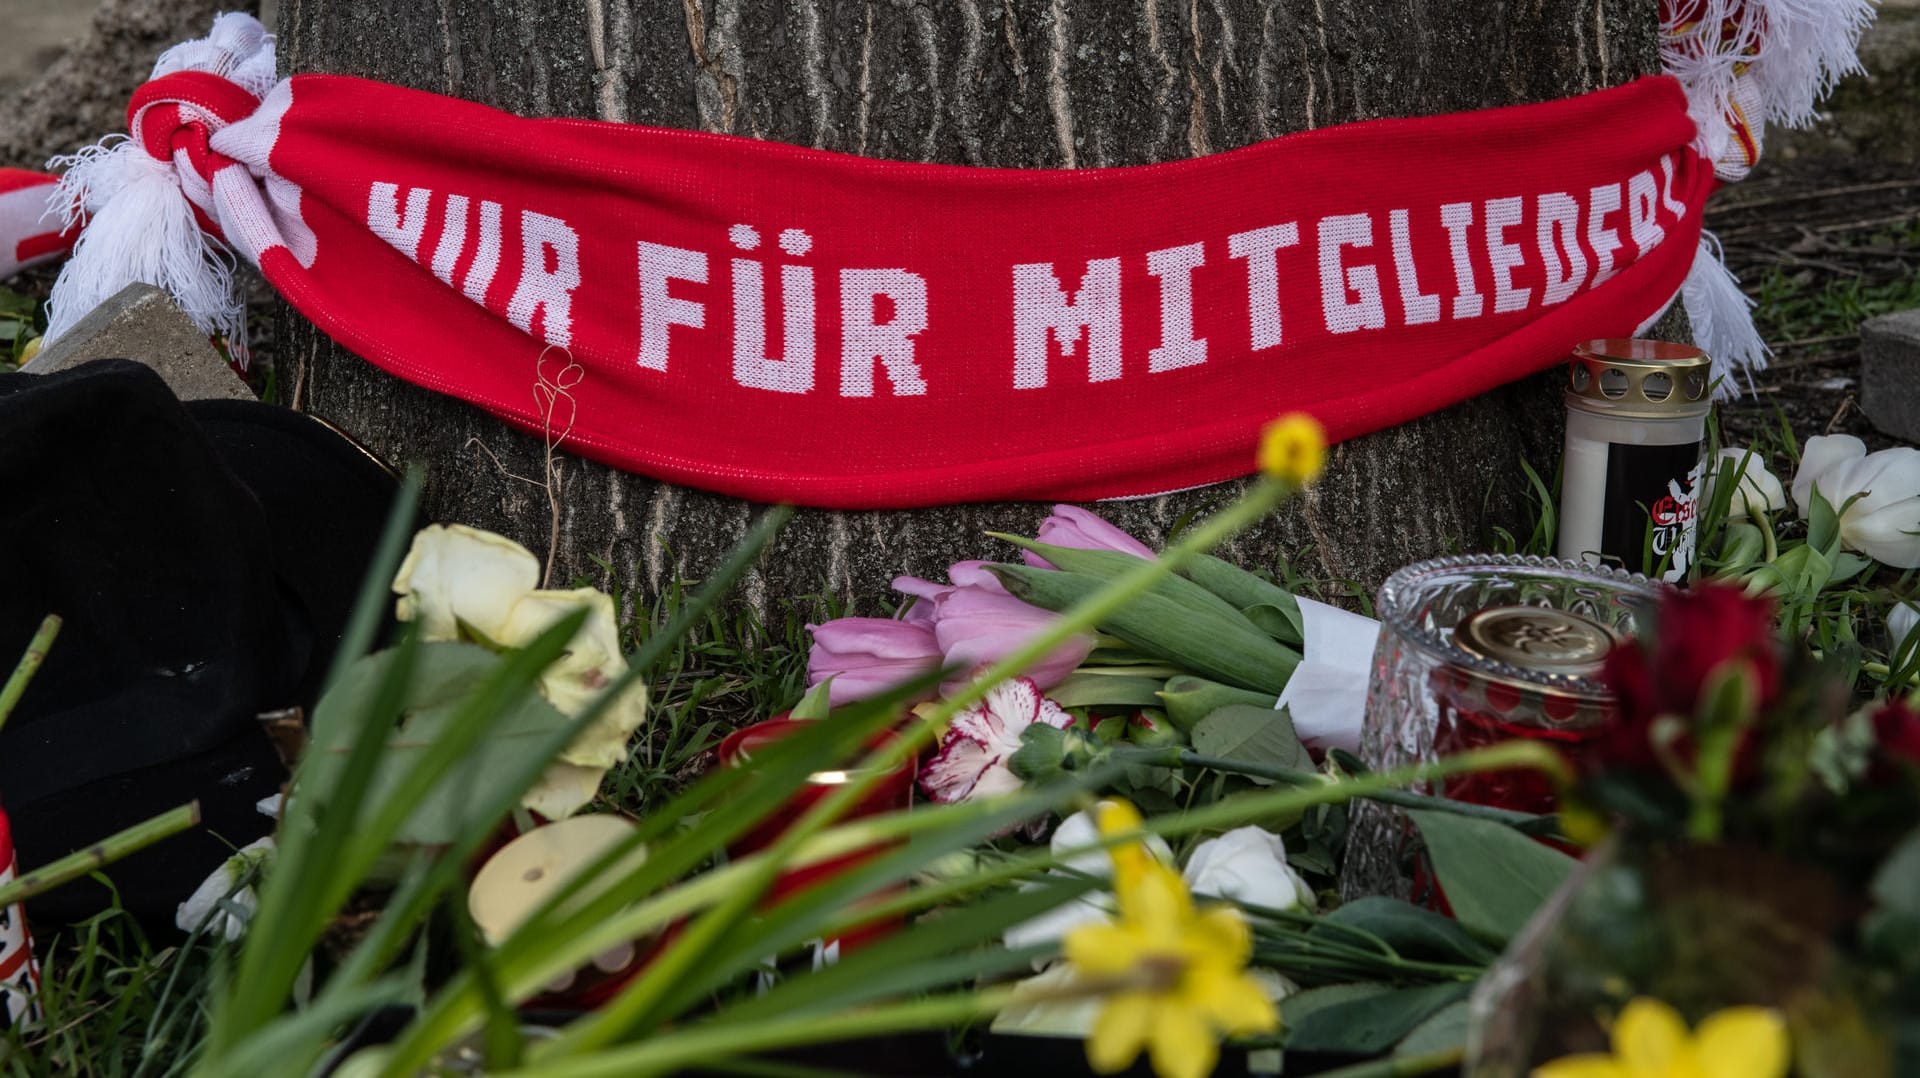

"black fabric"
[0, 360, 396, 926]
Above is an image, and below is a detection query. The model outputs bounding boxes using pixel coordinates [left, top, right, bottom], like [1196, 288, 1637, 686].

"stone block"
[20, 283, 252, 402]
[1862, 308, 1920, 444]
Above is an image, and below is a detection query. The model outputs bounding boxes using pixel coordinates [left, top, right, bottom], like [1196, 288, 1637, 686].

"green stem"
[1130, 748, 1560, 836]
[0, 614, 60, 735]
[535, 479, 1294, 1058]
[504, 988, 1014, 1078]
[0, 801, 199, 907]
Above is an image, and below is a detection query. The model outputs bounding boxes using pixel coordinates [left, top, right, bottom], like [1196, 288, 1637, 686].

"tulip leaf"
[1407, 809, 1576, 945]
[1045, 673, 1169, 710]
[1191, 705, 1308, 778]
[788, 678, 834, 721]
[1310, 896, 1498, 965]
[308, 642, 575, 847]
[997, 539, 1257, 627]
[1158, 675, 1277, 733]
[1280, 981, 1470, 1054]
[990, 564, 1298, 694]
[1178, 554, 1306, 647]
[1808, 488, 1842, 556]
[1393, 1000, 1472, 1058]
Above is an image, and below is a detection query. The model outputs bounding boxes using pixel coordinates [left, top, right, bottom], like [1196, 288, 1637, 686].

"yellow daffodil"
[1257, 413, 1326, 486]
[1533, 997, 1789, 1078]
[1064, 802, 1279, 1078]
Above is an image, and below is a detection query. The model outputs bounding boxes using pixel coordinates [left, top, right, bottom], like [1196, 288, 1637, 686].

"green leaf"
[788, 678, 834, 721]
[1178, 554, 1306, 647]
[1871, 827, 1920, 916]
[1158, 675, 1276, 733]
[1808, 488, 1841, 556]
[1311, 896, 1498, 966]
[1191, 705, 1307, 778]
[1045, 672, 1169, 710]
[308, 643, 575, 846]
[990, 564, 1299, 695]
[1280, 981, 1470, 1054]
[1394, 999, 1472, 1058]
[1407, 809, 1576, 945]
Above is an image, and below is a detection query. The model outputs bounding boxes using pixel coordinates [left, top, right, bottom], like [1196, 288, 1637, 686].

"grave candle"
[1557, 339, 1713, 583]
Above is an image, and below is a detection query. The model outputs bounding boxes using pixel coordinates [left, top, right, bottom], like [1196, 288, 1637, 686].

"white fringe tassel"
[41, 13, 274, 355]
[1681, 232, 1770, 400]
[42, 138, 241, 348]
[1662, 0, 1876, 178]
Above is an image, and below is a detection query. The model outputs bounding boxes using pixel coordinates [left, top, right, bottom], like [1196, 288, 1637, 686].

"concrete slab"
[1862, 307, 1920, 444]
[19, 283, 252, 401]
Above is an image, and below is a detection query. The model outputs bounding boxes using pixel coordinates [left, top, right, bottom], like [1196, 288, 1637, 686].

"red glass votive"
[716, 717, 916, 953]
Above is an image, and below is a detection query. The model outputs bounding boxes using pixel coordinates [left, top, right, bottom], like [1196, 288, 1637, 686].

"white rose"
[1181, 826, 1315, 912]
[391, 525, 650, 818]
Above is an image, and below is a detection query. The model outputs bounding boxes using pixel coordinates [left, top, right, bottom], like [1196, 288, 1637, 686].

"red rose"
[1594, 584, 1779, 777]
[1873, 698, 1920, 768]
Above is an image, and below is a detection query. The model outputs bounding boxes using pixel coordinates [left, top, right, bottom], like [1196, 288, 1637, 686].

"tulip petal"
[1891, 603, 1919, 650]
[1716, 447, 1786, 519]
[1793, 434, 1865, 517]
[1694, 1007, 1790, 1078]
[1843, 496, 1920, 568]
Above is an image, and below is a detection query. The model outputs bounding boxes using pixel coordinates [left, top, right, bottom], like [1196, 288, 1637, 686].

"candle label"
[1599, 441, 1703, 582]
[0, 831, 41, 1032]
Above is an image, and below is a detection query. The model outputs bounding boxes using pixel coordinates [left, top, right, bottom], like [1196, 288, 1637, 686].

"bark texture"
[279, 0, 1663, 612]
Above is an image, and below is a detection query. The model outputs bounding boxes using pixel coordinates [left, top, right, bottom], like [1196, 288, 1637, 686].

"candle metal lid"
[1565, 338, 1712, 420]
[1453, 605, 1620, 677]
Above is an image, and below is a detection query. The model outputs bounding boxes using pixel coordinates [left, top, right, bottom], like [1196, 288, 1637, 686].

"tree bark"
[279, 0, 1662, 613]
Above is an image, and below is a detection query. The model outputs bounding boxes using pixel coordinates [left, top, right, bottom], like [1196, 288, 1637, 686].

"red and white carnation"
[918, 677, 1072, 804]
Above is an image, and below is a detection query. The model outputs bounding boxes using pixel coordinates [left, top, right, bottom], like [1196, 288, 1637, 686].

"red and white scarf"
[27, 6, 1870, 508]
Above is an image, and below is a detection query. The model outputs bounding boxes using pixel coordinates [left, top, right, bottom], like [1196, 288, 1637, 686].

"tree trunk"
[278, 0, 1662, 613]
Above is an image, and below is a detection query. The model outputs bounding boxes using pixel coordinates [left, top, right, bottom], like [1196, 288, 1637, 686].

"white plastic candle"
[1556, 340, 1712, 582]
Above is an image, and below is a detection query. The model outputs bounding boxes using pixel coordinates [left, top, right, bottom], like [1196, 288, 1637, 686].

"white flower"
[1715, 447, 1786, 520]
[1891, 603, 1919, 653]
[1182, 827, 1315, 912]
[1002, 804, 1175, 963]
[175, 837, 274, 941]
[392, 524, 650, 818]
[917, 678, 1071, 806]
[1792, 435, 1920, 568]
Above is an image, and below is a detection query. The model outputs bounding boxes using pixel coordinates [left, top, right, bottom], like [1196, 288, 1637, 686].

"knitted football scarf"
[27, 4, 1870, 508]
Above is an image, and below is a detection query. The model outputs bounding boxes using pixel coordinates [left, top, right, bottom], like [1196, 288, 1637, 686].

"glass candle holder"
[717, 717, 917, 955]
[1342, 554, 1664, 901]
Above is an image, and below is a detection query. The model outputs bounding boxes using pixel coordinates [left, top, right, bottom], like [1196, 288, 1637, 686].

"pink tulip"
[805, 617, 944, 705]
[1022, 504, 1156, 569]
[894, 561, 1094, 694]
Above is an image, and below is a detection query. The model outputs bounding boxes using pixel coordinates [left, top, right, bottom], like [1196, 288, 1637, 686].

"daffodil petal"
[1191, 906, 1253, 966]
[1190, 963, 1279, 1036]
[1694, 1007, 1789, 1078]
[1086, 992, 1153, 1074]
[1530, 1056, 1630, 1078]
[1612, 998, 1689, 1073]
[1147, 999, 1219, 1078]
[1064, 922, 1150, 977]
